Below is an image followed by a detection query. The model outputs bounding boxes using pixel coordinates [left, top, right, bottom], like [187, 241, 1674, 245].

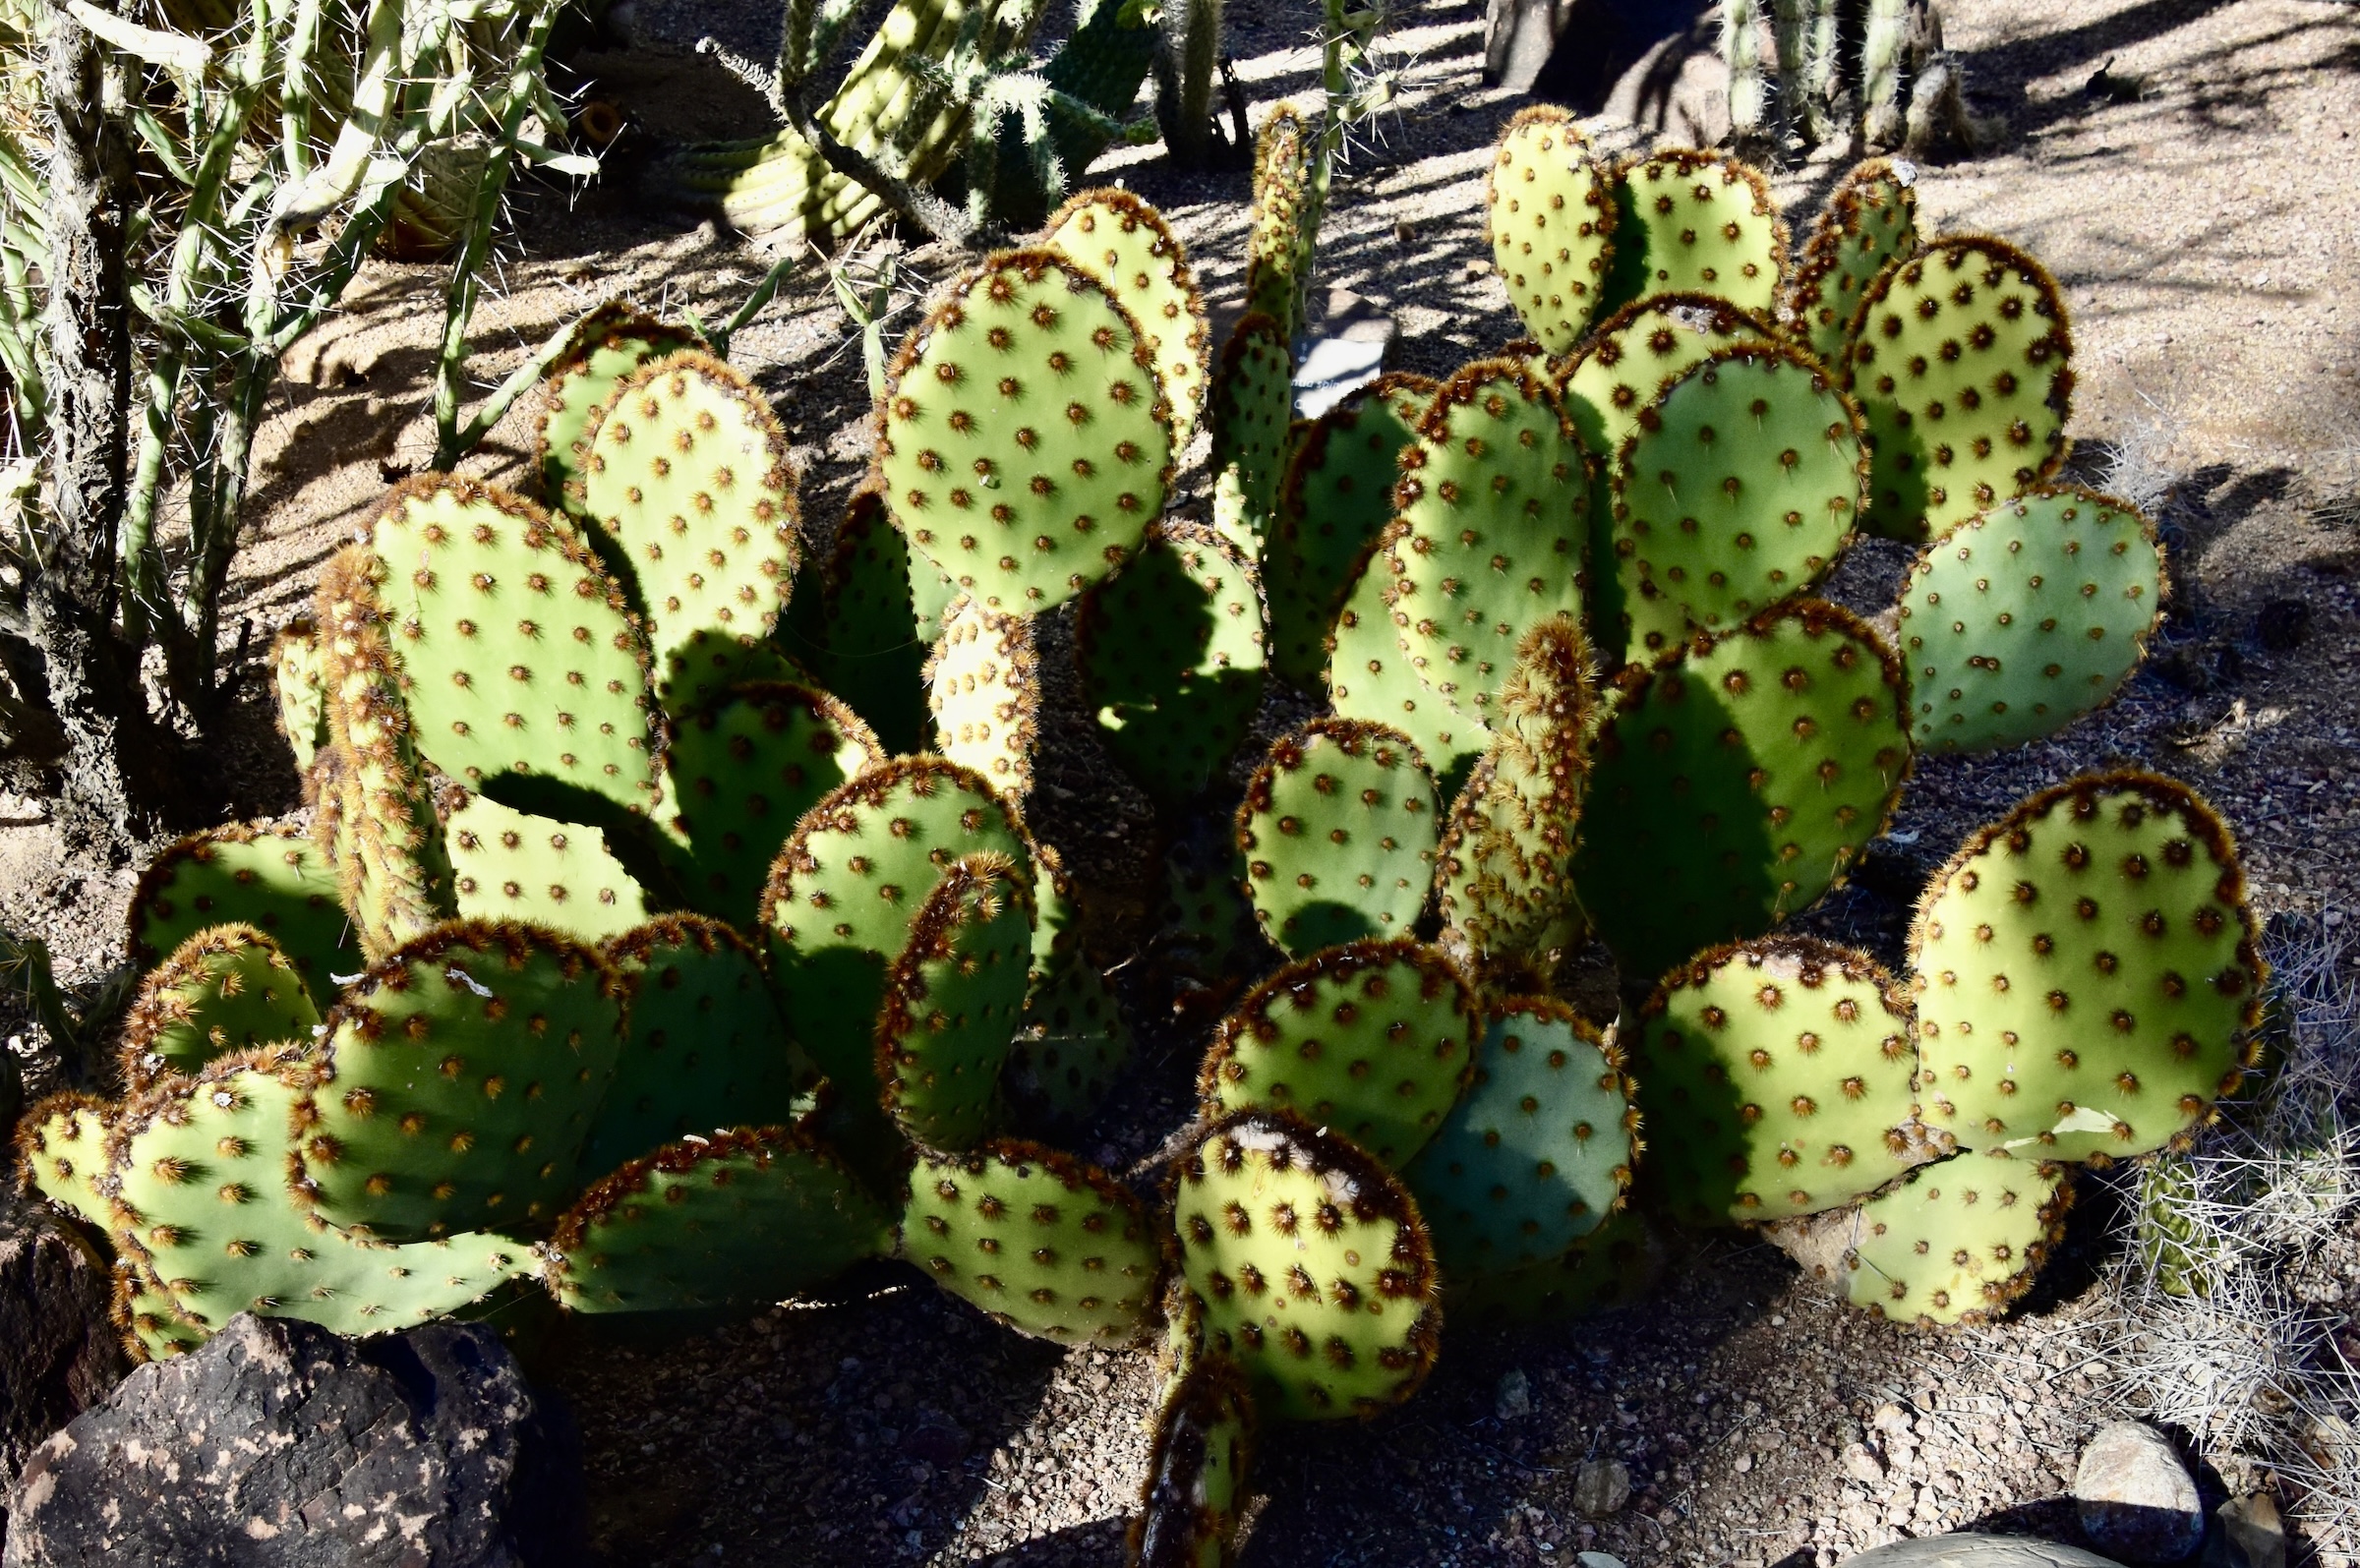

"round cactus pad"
[1236, 720, 1440, 957]
[1597, 149, 1785, 320]
[1843, 1154, 2072, 1326]
[535, 301, 704, 505]
[445, 789, 652, 945]
[119, 925, 320, 1092]
[1485, 105, 1616, 356]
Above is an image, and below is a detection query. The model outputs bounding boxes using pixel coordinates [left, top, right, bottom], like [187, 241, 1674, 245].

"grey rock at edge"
[1843, 1535, 2128, 1567]
[2, 1312, 584, 1568]
[2072, 1421, 2205, 1564]
[1573, 1456, 1630, 1519]
[0, 1201, 124, 1497]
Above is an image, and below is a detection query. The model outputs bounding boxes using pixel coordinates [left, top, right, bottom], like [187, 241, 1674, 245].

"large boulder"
[0, 1201, 126, 1503]
[1845, 1536, 2127, 1566]
[2074, 1422, 2206, 1564]
[2, 1313, 585, 1568]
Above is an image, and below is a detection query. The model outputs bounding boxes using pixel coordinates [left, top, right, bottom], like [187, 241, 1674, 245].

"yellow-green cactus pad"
[875, 855, 1032, 1151]
[1784, 158, 1920, 369]
[534, 300, 705, 507]
[444, 788, 652, 945]
[1236, 719, 1439, 958]
[1842, 1153, 2071, 1326]
[925, 595, 1039, 800]
[1597, 148, 1785, 319]
[119, 924, 321, 1093]
[14, 1091, 115, 1231]
[1485, 104, 1617, 356]
[128, 823, 353, 1000]
[1044, 188, 1210, 451]
[1130, 1355, 1257, 1568]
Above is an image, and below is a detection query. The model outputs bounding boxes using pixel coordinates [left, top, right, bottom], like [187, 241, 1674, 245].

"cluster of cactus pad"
[12, 100, 2263, 1568]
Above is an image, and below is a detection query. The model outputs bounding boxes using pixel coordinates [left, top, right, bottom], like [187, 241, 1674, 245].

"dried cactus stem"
[1859, 0, 1909, 148]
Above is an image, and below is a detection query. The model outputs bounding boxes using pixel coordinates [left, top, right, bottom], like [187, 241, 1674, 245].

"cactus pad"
[15, 1091, 115, 1230]
[1911, 772, 2265, 1164]
[271, 616, 328, 776]
[1200, 940, 1477, 1168]
[297, 921, 627, 1240]
[1236, 720, 1439, 957]
[114, 1261, 207, 1362]
[1327, 530, 1489, 793]
[1485, 105, 1617, 355]
[656, 625, 812, 716]
[1168, 1109, 1441, 1421]
[1633, 937, 1923, 1224]
[547, 1120, 892, 1312]
[1445, 1210, 1664, 1322]
[1896, 487, 2163, 755]
[1209, 313, 1296, 556]
[901, 1139, 1159, 1343]
[1244, 106, 1315, 336]
[1785, 158, 1920, 370]
[444, 788, 652, 944]
[876, 856, 1032, 1150]
[878, 248, 1173, 612]
[1401, 998, 1635, 1272]
[925, 596, 1039, 799]
[119, 925, 322, 1093]
[1610, 342, 1866, 659]
[1045, 188, 1210, 451]
[1843, 235, 2073, 542]
[1131, 1356, 1256, 1568]
[1077, 523, 1268, 811]
[1842, 1155, 2071, 1325]
[129, 824, 352, 998]
[1573, 602, 1912, 984]
[535, 301, 705, 506]
[1008, 849, 1132, 1126]
[1598, 149, 1784, 319]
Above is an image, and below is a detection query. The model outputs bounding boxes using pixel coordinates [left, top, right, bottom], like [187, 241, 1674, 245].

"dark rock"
[3, 1312, 585, 1568]
[1844, 1535, 2127, 1566]
[0, 1201, 125, 1500]
[2254, 598, 2312, 652]
[2073, 1421, 2204, 1564]
[2203, 1493, 2286, 1568]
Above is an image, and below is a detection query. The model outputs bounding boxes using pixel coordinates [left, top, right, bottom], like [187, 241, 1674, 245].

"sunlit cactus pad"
[535, 301, 705, 506]
[1237, 720, 1439, 957]
[1044, 188, 1210, 451]
[925, 595, 1039, 799]
[119, 925, 319, 1092]
[1842, 1154, 2071, 1326]
[1785, 158, 1920, 370]
[1485, 105, 1616, 356]
[1598, 148, 1785, 319]
[445, 788, 651, 944]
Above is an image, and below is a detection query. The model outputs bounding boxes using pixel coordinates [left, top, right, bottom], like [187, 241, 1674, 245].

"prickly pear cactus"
[1157, 815, 1264, 1003]
[546, 1119, 893, 1313]
[1445, 1210, 1664, 1322]
[1485, 105, 1617, 356]
[1236, 721, 1439, 957]
[1208, 313, 1295, 556]
[1896, 487, 2163, 755]
[1167, 1108, 1441, 1421]
[925, 596, 1040, 800]
[444, 788, 652, 944]
[1266, 374, 1436, 688]
[1401, 998, 1636, 1273]
[575, 349, 801, 683]
[877, 249, 1174, 613]
[1841, 1155, 2072, 1325]
[578, 915, 811, 1180]
[1573, 602, 1912, 985]
[119, 926, 321, 1092]
[1077, 523, 1268, 811]
[1911, 772, 2265, 1164]
[1609, 342, 1866, 661]
[796, 482, 957, 756]
[271, 616, 328, 776]
[901, 1139, 1159, 1343]
[1633, 937, 1925, 1224]
[1044, 188, 1211, 451]
[1243, 105, 1315, 339]
[1785, 158, 1920, 370]
[114, 1260, 208, 1362]
[1596, 149, 1785, 320]
[1199, 940, 1477, 1168]
[362, 476, 661, 817]
[1842, 235, 2073, 542]
[15, 1091, 116, 1231]
[661, 680, 882, 930]
[876, 856, 1033, 1151]
[128, 823, 352, 997]
[1328, 524, 1490, 796]
[536, 301, 706, 507]
[1130, 1355, 1257, 1568]
[296, 922, 628, 1241]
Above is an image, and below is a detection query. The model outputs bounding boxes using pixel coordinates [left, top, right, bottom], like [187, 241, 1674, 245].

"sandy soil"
[5, 0, 2360, 1564]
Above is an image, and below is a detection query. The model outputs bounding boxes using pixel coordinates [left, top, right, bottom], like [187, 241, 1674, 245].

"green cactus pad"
[876, 856, 1032, 1150]
[1842, 1154, 2071, 1325]
[798, 483, 953, 755]
[1267, 374, 1437, 687]
[444, 788, 652, 944]
[1008, 847, 1132, 1126]
[579, 915, 811, 1180]
[925, 596, 1040, 800]
[1911, 772, 2265, 1164]
[1897, 487, 2163, 755]
[1236, 720, 1440, 957]
[1131, 1355, 1257, 1568]
[1843, 235, 2074, 542]
[1044, 188, 1211, 451]
[547, 1121, 893, 1313]
[1573, 601, 1913, 984]
[901, 1139, 1159, 1343]
[1200, 940, 1478, 1168]
[656, 625, 813, 716]
[1785, 159, 1920, 370]
[1485, 105, 1618, 355]
[661, 679, 882, 930]
[271, 617, 328, 776]
[1597, 149, 1785, 319]
[1168, 1108, 1441, 1421]
[1445, 1210, 1664, 1322]
[1401, 997, 1635, 1273]
[1633, 937, 1923, 1224]
[1077, 524, 1269, 811]
[1244, 106, 1315, 336]
[1327, 528, 1490, 791]
[1385, 360, 1589, 728]
[296, 921, 628, 1241]
[14, 1091, 116, 1231]
[1208, 313, 1297, 557]
[129, 823, 353, 997]
[119, 925, 322, 1093]
[761, 758, 1032, 1106]
[363, 475, 661, 817]
[878, 248, 1173, 613]
[113, 1260, 207, 1363]
[535, 301, 706, 507]
[1611, 342, 1866, 659]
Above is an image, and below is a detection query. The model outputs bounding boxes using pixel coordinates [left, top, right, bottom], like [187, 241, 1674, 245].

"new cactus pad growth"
[272, 617, 328, 776]
[1574, 602, 1912, 984]
[1045, 188, 1210, 450]
[1842, 1155, 2072, 1326]
[1131, 1356, 1257, 1568]
[119, 926, 321, 1091]
[1237, 721, 1439, 957]
[1633, 937, 1925, 1224]
[128, 823, 352, 996]
[1597, 149, 1785, 320]
[1785, 159, 1920, 371]
[876, 856, 1034, 1150]
[1208, 313, 1295, 555]
[1200, 940, 1476, 1168]
[1911, 772, 2264, 1164]
[901, 1139, 1159, 1343]
[1401, 998, 1636, 1272]
[1843, 235, 2073, 542]
[535, 302, 706, 506]
[925, 596, 1040, 799]
[1243, 106, 1315, 339]
[1167, 1109, 1441, 1420]
[1896, 487, 2163, 754]
[1077, 523, 1268, 809]
[1485, 106, 1616, 356]
[877, 249, 1173, 613]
